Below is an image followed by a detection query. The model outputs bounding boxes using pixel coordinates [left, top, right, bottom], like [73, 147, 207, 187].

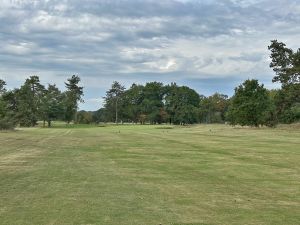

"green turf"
[0, 124, 299, 225]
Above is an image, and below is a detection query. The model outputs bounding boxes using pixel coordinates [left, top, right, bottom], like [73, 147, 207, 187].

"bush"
[280, 103, 300, 124]
[0, 118, 15, 130]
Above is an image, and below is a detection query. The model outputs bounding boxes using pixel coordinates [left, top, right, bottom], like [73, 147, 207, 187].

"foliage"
[0, 80, 15, 130]
[64, 75, 84, 123]
[140, 82, 165, 124]
[104, 81, 125, 123]
[40, 84, 65, 127]
[1, 40, 300, 127]
[16, 76, 45, 127]
[199, 93, 229, 123]
[0, 117, 15, 130]
[92, 108, 106, 123]
[273, 83, 300, 123]
[0, 76, 85, 128]
[226, 79, 273, 127]
[165, 83, 199, 124]
[102, 82, 201, 125]
[268, 40, 300, 124]
[75, 111, 94, 124]
[268, 40, 300, 85]
[122, 83, 144, 123]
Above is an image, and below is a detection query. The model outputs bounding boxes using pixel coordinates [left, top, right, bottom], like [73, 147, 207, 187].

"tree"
[0, 80, 9, 129]
[16, 76, 45, 126]
[0, 80, 16, 130]
[75, 110, 93, 124]
[40, 84, 64, 127]
[2, 89, 18, 115]
[122, 83, 144, 123]
[273, 84, 300, 123]
[104, 81, 125, 124]
[92, 108, 106, 123]
[268, 40, 300, 123]
[226, 79, 273, 127]
[140, 82, 165, 124]
[268, 40, 300, 85]
[199, 93, 229, 123]
[165, 83, 199, 125]
[64, 75, 84, 124]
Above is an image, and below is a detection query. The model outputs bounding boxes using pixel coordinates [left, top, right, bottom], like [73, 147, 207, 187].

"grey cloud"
[0, 0, 299, 110]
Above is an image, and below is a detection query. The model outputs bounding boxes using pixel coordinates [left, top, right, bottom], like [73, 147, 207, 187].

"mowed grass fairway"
[0, 125, 299, 225]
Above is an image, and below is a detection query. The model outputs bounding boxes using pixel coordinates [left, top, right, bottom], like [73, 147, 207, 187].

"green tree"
[268, 40, 300, 123]
[40, 84, 64, 127]
[0, 79, 15, 129]
[268, 40, 300, 85]
[75, 111, 93, 124]
[227, 79, 273, 127]
[2, 89, 18, 115]
[199, 93, 229, 123]
[122, 83, 144, 123]
[92, 108, 106, 123]
[273, 84, 300, 123]
[140, 82, 165, 124]
[165, 83, 199, 125]
[64, 75, 84, 124]
[16, 76, 45, 127]
[104, 81, 125, 124]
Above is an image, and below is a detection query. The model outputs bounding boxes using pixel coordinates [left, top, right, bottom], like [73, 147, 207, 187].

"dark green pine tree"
[64, 75, 84, 124]
[0, 79, 15, 129]
[268, 40, 300, 85]
[17, 76, 45, 127]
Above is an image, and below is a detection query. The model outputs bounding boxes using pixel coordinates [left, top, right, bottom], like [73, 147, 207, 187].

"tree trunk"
[48, 120, 51, 128]
[115, 98, 118, 124]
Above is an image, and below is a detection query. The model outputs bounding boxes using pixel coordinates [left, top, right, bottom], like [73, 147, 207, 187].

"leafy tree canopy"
[227, 79, 273, 127]
[268, 40, 300, 85]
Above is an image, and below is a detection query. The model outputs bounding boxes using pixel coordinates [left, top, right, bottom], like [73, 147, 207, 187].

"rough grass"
[0, 124, 299, 225]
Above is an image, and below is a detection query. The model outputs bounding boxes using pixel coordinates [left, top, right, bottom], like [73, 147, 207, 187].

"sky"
[0, 0, 299, 111]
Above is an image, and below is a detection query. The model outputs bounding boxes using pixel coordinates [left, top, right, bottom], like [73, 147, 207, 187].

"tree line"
[95, 40, 299, 126]
[0, 40, 299, 129]
[0, 75, 83, 129]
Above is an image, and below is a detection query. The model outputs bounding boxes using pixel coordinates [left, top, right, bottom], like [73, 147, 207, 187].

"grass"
[0, 124, 299, 225]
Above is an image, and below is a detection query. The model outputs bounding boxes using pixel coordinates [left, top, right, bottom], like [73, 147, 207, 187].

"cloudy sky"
[0, 0, 299, 110]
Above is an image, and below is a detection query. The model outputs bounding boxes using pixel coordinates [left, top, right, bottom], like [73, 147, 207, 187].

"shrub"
[0, 118, 15, 130]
